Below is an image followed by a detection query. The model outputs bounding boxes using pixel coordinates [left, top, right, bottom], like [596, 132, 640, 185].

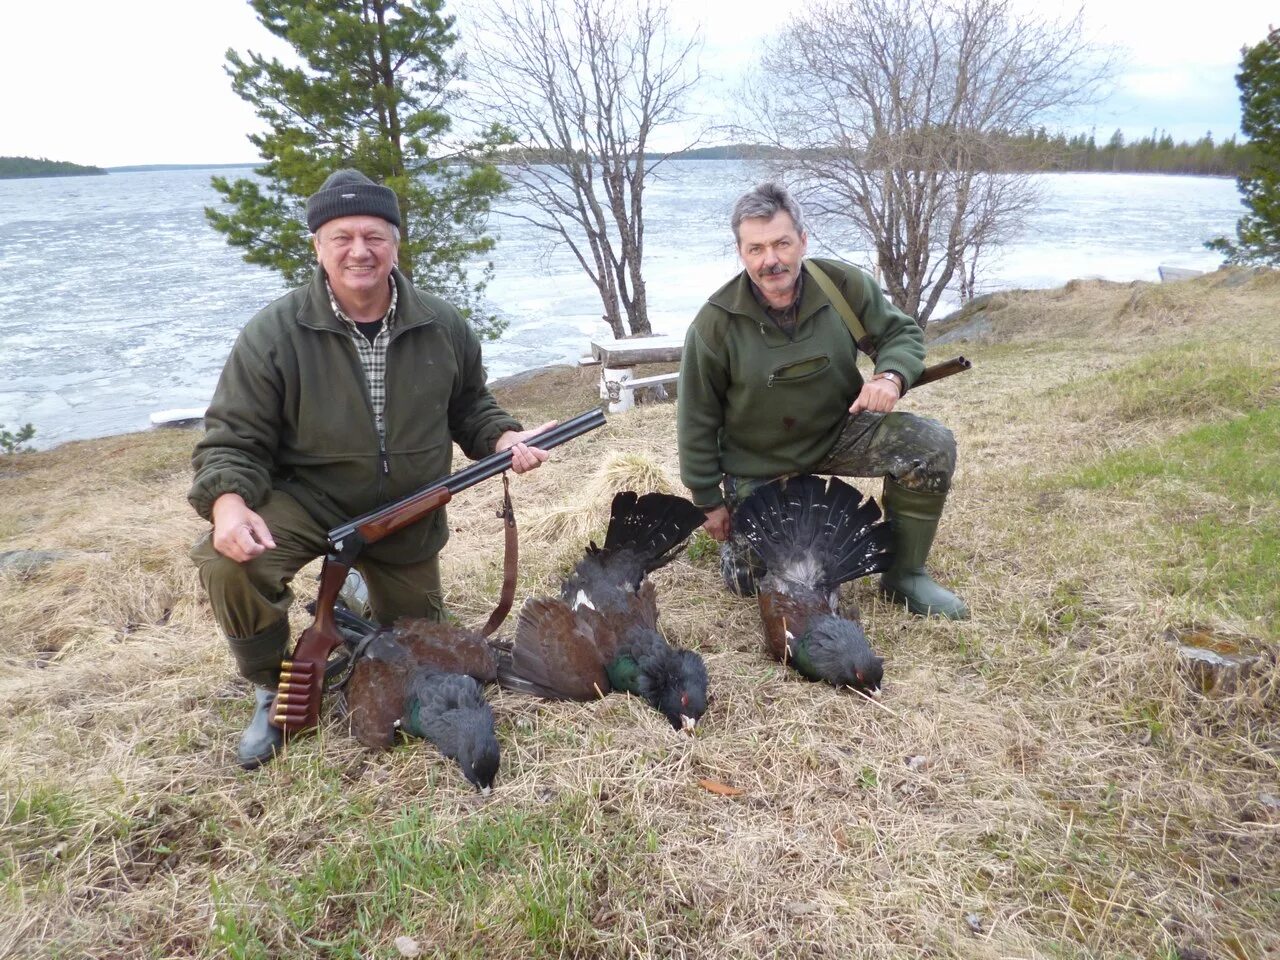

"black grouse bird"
[732, 475, 894, 695]
[494, 490, 709, 732]
[340, 611, 501, 793]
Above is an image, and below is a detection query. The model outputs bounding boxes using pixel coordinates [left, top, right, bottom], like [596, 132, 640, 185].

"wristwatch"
[875, 371, 903, 394]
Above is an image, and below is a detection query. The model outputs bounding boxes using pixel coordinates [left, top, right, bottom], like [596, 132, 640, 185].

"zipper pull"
[380, 446, 390, 476]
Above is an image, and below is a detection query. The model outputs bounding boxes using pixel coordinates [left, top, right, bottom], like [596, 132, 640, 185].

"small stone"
[964, 913, 984, 935]
[1259, 793, 1280, 811]
[395, 935, 421, 957]
[0, 550, 65, 576]
[784, 901, 820, 916]
[906, 755, 928, 772]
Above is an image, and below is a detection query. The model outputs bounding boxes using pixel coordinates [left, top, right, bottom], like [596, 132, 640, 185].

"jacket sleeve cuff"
[690, 485, 725, 509]
[188, 477, 262, 523]
[478, 418, 524, 458]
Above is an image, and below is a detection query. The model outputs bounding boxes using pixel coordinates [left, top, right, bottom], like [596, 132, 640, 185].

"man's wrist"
[873, 371, 903, 395]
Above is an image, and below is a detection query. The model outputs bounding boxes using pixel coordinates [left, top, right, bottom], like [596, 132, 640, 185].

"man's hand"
[848, 375, 901, 415]
[496, 421, 556, 474]
[702, 505, 732, 542]
[211, 493, 276, 563]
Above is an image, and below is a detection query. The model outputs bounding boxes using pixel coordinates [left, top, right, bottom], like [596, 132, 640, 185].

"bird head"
[456, 722, 501, 794]
[808, 616, 884, 696]
[642, 648, 709, 734]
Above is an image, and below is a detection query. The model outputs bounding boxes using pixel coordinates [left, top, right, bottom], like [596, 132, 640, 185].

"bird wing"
[344, 655, 405, 749]
[498, 598, 612, 701]
[389, 618, 498, 683]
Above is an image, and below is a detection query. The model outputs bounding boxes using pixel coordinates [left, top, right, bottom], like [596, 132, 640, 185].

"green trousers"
[191, 489, 445, 687]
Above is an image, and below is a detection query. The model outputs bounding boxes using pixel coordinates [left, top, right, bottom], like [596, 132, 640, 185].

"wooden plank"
[590, 335, 684, 366]
[626, 372, 680, 388]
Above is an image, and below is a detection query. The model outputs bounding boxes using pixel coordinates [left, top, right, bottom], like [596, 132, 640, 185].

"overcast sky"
[1, 0, 1273, 168]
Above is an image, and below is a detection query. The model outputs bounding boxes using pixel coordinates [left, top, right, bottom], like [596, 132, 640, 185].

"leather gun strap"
[804, 260, 879, 360]
[480, 472, 518, 637]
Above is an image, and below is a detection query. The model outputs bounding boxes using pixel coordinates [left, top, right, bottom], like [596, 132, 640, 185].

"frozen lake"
[0, 162, 1241, 449]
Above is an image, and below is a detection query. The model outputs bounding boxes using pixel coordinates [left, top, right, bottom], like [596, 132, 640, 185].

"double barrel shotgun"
[271, 408, 608, 736]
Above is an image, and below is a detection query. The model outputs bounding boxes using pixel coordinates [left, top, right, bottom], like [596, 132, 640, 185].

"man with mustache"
[188, 169, 553, 769]
[676, 182, 967, 619]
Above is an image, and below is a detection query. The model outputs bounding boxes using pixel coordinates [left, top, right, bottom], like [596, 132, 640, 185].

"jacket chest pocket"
[767, 354, 830, 387]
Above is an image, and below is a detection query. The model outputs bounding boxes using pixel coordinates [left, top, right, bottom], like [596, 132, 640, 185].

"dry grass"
[1, 269, 1277, 959]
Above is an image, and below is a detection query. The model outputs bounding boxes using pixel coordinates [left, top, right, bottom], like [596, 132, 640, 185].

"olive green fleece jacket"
[677, 258, 925, 508]
[189, 267, 521, 564]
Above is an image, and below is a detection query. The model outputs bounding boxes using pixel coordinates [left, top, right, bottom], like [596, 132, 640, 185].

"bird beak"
[680, 715, 697, 736]
[868, 686, 882, 700]
[480, 785, 492, 797]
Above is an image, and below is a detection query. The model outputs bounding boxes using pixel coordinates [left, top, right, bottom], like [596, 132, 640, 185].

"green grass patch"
[1055, 342, 1280, 423]
[211, 796, 627, 958]
[1067, 405, 1280, 635]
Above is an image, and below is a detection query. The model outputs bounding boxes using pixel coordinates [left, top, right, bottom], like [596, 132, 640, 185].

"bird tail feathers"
[593, 491, 705, 577]
[733, 475, 892, 590]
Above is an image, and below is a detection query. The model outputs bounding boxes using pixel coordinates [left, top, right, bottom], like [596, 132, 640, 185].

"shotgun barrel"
[913, 356, 972, 389]
[328, 407, 608, 550]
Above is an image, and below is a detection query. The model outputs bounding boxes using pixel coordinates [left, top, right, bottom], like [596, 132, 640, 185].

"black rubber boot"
[237, 686, 285, 770]
[719, 538, 763, 597]
[878, 478, 969, 620]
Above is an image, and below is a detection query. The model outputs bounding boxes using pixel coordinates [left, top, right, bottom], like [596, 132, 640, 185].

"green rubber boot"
[878, 478, 969, 620]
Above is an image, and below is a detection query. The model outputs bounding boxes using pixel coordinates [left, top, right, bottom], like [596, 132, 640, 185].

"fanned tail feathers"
[734, 475, 893, 591]
[603, 491, 705, 571]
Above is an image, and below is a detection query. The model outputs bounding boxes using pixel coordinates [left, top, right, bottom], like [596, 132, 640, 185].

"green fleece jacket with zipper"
[677, 258, 925, 508]
[188, 267, 520, 564]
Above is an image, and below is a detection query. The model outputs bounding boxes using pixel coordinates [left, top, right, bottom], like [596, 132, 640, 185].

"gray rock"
[0, 550, 65, 576]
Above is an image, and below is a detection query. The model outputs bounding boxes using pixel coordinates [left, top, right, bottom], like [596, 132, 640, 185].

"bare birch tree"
[745, 0, 1108, 325]
[467, 0, 701, 338]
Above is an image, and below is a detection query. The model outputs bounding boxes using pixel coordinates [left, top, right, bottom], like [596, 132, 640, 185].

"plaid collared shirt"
[326, 279, 399, 439]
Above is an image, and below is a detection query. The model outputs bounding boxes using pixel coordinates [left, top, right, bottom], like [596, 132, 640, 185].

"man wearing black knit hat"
[188, 169, 552, 770]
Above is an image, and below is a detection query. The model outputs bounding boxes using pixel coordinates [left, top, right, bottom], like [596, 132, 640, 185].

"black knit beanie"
[305, 169, 401, 232]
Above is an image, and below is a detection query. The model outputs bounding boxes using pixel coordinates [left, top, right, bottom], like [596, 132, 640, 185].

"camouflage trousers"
[719, 410, 956, 594]
[191, 488, 446, 687]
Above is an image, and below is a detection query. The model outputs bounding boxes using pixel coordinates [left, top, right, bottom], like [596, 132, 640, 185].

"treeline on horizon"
[504, 133, 1250, 177]
[0, 156, 105, 179]
[1007, 128, 1250, 177]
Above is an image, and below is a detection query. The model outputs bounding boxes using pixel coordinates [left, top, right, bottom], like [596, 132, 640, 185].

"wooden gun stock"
[271, 407, 608, 737]
[913, 355, 972, 389]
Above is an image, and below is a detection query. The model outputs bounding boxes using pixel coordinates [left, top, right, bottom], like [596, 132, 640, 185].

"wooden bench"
[582, 335, 685, 412]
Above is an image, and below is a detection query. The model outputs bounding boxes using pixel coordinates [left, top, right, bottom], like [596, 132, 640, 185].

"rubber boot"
[237, 686, 285, 770]
[878, 478, 969, 620]
[720, 538, 764, 597]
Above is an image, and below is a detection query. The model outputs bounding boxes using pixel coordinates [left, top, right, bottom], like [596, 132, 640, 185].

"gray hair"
[731, 182, 806, 242]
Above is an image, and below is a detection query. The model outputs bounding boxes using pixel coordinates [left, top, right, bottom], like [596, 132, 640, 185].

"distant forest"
[503, 134, 1248, 177]
[0, 156, 106, 179]
[1009, 128, 1249, 177]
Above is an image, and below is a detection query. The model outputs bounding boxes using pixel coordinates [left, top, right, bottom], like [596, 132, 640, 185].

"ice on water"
[0, 164, 1242, 448]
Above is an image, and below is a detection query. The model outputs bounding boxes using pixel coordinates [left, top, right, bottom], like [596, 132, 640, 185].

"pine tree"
[206, 0, 510, 336]
[1208, 28, 1280, 266]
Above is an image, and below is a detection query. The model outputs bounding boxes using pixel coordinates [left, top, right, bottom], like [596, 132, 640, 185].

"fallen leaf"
[698, 778, 744, 797]
[395, 935, 421, 957]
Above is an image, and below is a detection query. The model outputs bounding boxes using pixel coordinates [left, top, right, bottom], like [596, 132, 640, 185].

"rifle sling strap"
[480, 472, 518, 638]
[803, 260, 879, 361]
